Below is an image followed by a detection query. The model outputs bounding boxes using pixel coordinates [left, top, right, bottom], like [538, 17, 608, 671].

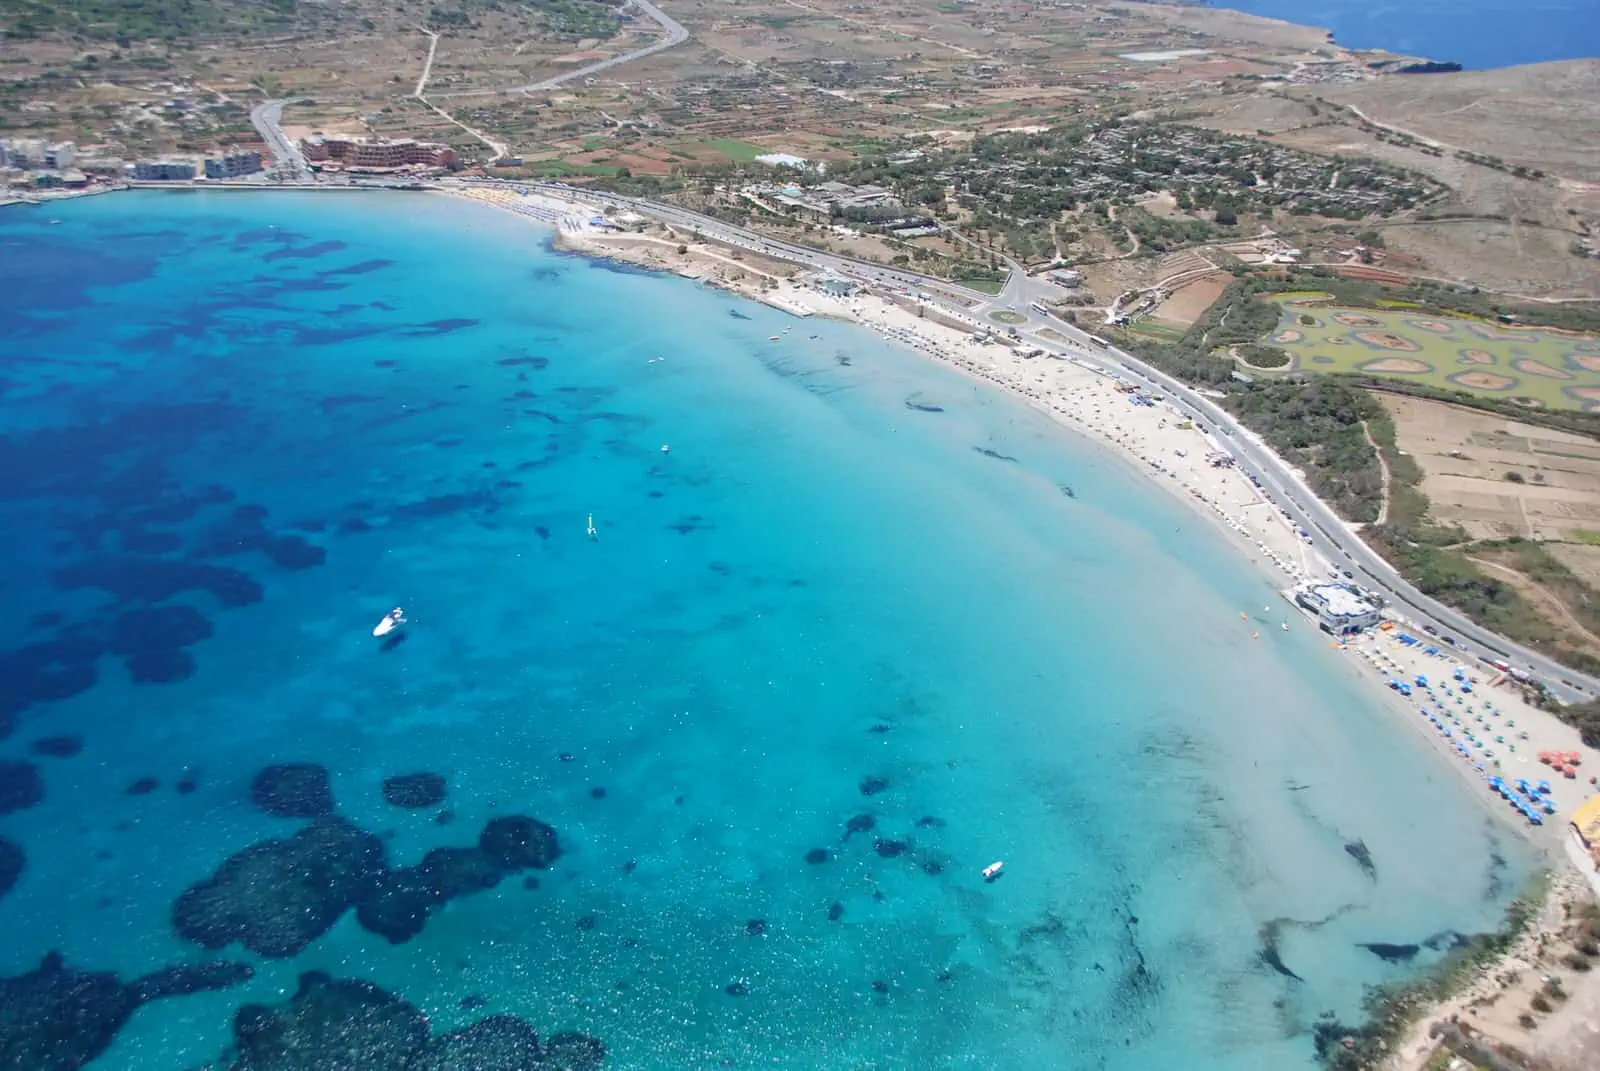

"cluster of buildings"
[1, 138, 91, 190]
[299, 136, 457, 173]
[746, 180, 903, 220]
[131, 150, 264, 181]
[2, 137, 269, 189]
[1, 138, 76, 170]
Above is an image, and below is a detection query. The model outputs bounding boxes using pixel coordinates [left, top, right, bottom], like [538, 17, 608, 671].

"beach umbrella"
[1537, 780, 1551, 794]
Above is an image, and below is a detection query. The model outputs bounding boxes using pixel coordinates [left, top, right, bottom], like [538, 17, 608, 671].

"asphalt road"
[520, 182, 1600, 702]
[431, 0, 690, 99]
[249, 100, 308, 180]
[1011, 314, 1600, 703]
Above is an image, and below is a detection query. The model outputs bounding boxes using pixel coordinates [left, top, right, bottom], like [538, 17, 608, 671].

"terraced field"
[1260, 295, 1600, 411]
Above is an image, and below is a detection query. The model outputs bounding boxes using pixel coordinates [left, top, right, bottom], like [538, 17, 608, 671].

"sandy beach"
[445, 182, 1600, 856]
[443, 183, 1600, 813]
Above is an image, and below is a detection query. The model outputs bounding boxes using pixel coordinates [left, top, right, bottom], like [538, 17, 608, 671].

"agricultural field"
[1263, 295, 1600, 411]
[1380, 394, 1600, 541]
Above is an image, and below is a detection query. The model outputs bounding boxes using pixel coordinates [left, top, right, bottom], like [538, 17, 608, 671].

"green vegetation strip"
[1117, 268, 1600, 726]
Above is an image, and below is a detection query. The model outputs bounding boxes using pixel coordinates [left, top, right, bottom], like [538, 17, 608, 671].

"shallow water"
[0, 190, 1536, 1069]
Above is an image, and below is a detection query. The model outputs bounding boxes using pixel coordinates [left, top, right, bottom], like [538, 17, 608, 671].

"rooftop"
[1309, 584, 1377, 618]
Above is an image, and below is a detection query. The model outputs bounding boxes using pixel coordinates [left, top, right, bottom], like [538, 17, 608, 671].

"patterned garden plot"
[1259, 298, 1600, 411]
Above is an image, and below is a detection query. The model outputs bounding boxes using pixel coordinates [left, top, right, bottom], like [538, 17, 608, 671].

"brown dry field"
[1318, 60, 1600, 181]
[1151, 272, 1231, 328]
[1380, 393, 1600, 540]
[1548, 543, 1600, 590]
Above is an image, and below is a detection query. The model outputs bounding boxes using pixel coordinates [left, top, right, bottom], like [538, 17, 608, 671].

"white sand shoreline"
[439, 185, 1599, 851]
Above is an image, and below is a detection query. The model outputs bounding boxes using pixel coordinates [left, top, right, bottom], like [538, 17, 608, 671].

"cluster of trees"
[1119, 207, 1217, 252]
[425, 0, 617, 36]
[0, 0, 298, 41]
[1228, 380, 1387, 522]
[1559, 699, 1600, 748]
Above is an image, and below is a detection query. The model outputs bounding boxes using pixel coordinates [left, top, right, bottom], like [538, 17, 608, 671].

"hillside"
[1318, 59, 1600, 182]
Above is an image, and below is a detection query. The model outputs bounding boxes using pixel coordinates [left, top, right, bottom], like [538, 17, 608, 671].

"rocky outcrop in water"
[173, 818, 387, 957]
[0, 760, 43, 815]
[0, 952, 251, 1070]
[0, 836, 22, 901]
[29, 735, 82, 758]
[251, 763, 336, 818]
[1344, 839, 1377, 882]
[478, 815, 562, 872]
[382, 772, 447, 809]
[175, 814, 564, 953]
[223, 971, 604, 1071]
[414, 1016, 545, 1070]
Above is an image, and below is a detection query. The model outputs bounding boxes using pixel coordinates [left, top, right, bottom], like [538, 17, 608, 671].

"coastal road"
[1011, 310, 1600, 703]
[249, 100, 308, 180]
[431, 0, 689, 99]
[482, 178, 1600, 701]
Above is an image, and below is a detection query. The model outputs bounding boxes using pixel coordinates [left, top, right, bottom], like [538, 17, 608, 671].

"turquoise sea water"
[1209, 0, 1598, 70]
[0, 190, 1537, 1069]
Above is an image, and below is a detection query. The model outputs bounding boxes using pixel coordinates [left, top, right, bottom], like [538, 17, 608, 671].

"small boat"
[982, 861, 1004, 882]
[586, 513, 598, 540]
[768, 335, 780, 341]
[372, 607, 406, 638]
[660, 444, 670, 454]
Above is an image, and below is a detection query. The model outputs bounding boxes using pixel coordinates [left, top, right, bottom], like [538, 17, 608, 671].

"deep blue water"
[0, 190, 1537, 1069]
[1211, 0, 1599, 69]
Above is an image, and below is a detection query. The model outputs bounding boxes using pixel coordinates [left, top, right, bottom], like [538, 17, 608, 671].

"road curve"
[505, 179, 1600, 703]
[432, 0, 689, 99]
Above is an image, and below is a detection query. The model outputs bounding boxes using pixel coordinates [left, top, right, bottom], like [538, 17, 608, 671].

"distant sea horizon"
[1206, 0, 1600, 70]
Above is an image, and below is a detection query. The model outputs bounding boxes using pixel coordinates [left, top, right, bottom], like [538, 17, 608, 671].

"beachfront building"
[811, 272, 858, 298]
[204, 150, 263, 179]
[133, 160, 197, 181]
[1295, 584, 1382, 635]
[1, 138, 74, 170]
[300, 136, 457, 173]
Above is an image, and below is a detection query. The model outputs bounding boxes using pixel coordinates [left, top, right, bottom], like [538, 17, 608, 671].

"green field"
[703, 138, 770, 164]
[1260, 295, 1600, 411]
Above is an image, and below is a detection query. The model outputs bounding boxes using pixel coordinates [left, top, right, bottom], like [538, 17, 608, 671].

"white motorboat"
[373, 607, 407, 637]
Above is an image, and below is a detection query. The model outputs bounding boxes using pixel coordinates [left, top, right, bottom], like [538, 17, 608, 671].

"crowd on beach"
[818, 288, 1317, 582]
